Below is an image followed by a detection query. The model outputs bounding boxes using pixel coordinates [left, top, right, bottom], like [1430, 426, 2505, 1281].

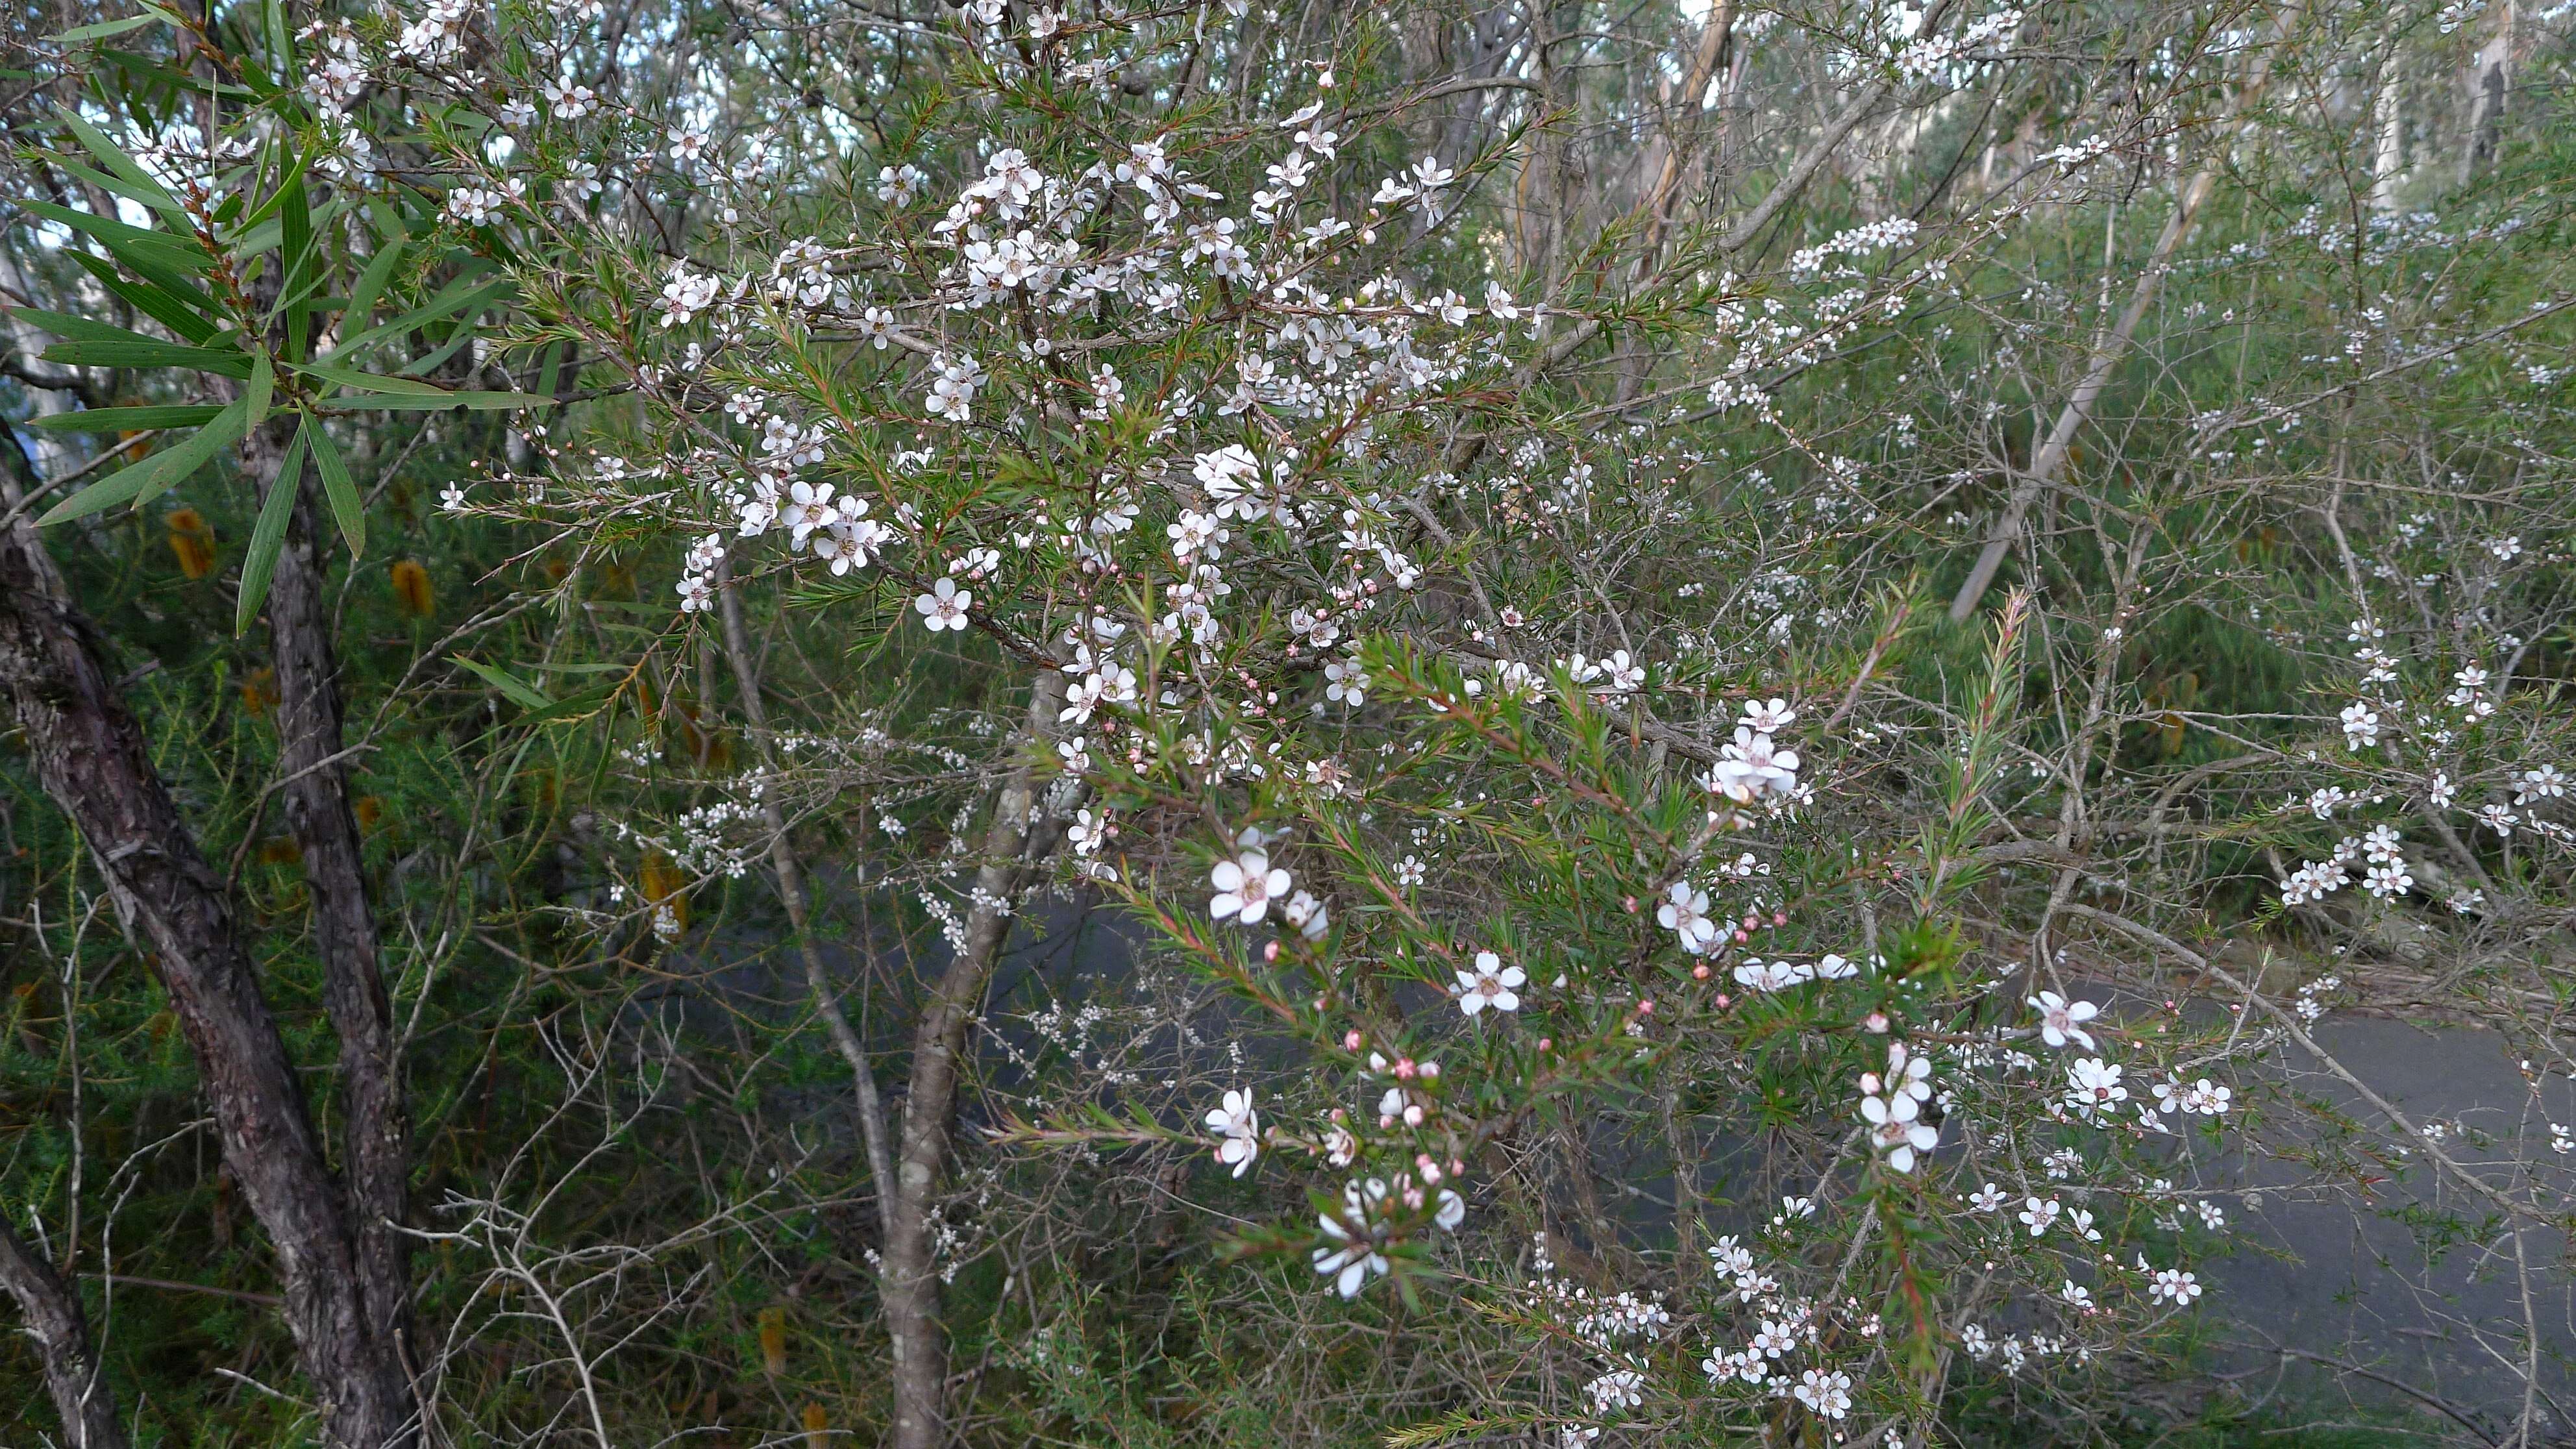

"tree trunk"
[0, 1220, 128, 1449]
[0, 434, 418, 1448]
[882, 665, 1066, 1449]
[2458, 0, 2513, 184]
[248, 422, 417, 1391]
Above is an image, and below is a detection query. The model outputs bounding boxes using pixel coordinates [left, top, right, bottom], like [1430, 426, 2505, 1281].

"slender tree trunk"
[246, 423, 417, 1393]
[713, 560, 898, 1216]
[2371, 71, 2406, 214]
[0, 1220, 128, 1449]
[2459, 0, 2514, 184]
[0, 434, 417, 1448]
[882, 665, 1066, 1449]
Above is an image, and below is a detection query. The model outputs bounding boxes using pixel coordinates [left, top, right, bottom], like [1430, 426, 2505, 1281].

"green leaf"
[51, 10, 173, 42]
[326, 273, 508, 362]
[58, 108, 187, 222]
[278, 172, 313, 358]
[21, 198, 204, 267]
[65, 250, 219, 341]
[51, 156, 190, 226]
[341, 234, 406, 332]
[9, 306, 147, 343]
[304, 415, 365, 556]
[38, 396, 250, 525]
[235, 422, 305, 636]
[245, 351, 273, 431]
[451, 656, 554, 710]
[289, 360, 452, 396]
[510, 683, 622, 728]
[23, 404, 223, 432]
[43, 338, 254, 376]
[319, 390, 554, 413]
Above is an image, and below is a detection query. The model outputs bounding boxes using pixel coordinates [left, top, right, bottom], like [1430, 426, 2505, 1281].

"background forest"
[0, 0, 2572, 1444]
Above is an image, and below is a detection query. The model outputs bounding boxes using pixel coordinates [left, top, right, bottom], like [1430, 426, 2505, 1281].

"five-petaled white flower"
[1210, 837, 1291, 925]
[1793, 1368, 1853, 1418]
[1658, 880, 1718, 954]
[2149, 1267, 2203, 1304]
[2028, 990, 2100, 1050]
[913, 576, 972, 632]
[1455, 950, 1525, 1016]
[1203, 1088, 1260, 1178]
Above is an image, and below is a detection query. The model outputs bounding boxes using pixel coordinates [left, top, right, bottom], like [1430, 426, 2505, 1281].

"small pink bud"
[1537, 1037, 1553, 1052]
[1864, 1012, 1890, 1034]
[1343, 1030, 1364, 1051]
[1732, 928, 1751, 944]
[1715, 994, 1732, 1008]
[1771, 910, 1789, 926]
[1637, 998, 1655, 1015]
[1264, 941, 1280, 961]
[1394, 1057, 1417, 1080]
[1692, 963, 1711, 980]
[1622, 895, 1639, 913]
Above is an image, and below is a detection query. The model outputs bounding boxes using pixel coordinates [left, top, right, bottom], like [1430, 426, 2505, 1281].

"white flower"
[1967, 1182, 2007, 1212]
[1324, 656, 1368, 708]
[1742, 697, 1796, 733]
[1454, 950, 1525, 1016]
[2064, 1058, 2127, 1117]
[2148, 1267, 2202, 1304]
[2027, 990, 2099, 1050]
[1793, 1368, 1853, 1418]
[2517, 764, 2567, 805]
[1210, 843, 1291, 925]
[1281, 890, 1330, 941]
[675, 574, 714, 613]
[812, 519, 888, 575]
[2018, 1197, 2061, 1236]
[2340, 702, 2381, 750]
[1657, 880, 1718, 954]
[1203, 1088, 1260, 1178]
[1067, 809, 1109, 857]
[667, 127, 710, 164]
[1707, 726, 1801, 802]
[1435, 1187, 1467, 1230]
[2061, 1280, 2093, 1310]
[1733, 958, 1804, 992]
[910, 576, 974, 632]
[1861, 1091, 1938, 1172]
[1313, 1182, 1391, 1297]
[1584, 1368, 1644, 1415]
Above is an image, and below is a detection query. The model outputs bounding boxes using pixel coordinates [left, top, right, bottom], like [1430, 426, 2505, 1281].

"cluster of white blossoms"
[1858, 1041, 1939, 1172]
[2279, 824, 2414, 904]
[367, 4, 2351, 1432]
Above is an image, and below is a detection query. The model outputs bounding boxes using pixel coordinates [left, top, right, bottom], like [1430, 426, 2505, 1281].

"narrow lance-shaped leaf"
[65, 249, 220, 342]
[57, 108, 187, 223]
[245, 351, 274, 433]
[235, 421, 307, 636]
[340, 232, 406, 334]
[51, 9, 175, 43]
[304, 415, 365, 556]
[451, 656, 554, 710]
[278, 172, 314, 360]
[320, 391, 556, 414]
[23, 404, 224, 432]
[38, 395, 251, 525]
